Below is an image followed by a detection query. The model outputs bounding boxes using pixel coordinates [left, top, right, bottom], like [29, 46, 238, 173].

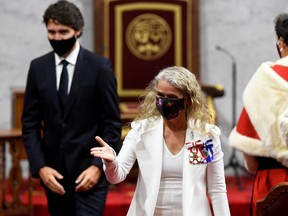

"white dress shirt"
[54, 41, 80, 93]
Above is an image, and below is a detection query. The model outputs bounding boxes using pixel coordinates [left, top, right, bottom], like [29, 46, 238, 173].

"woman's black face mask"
[156, 96, 185, 120]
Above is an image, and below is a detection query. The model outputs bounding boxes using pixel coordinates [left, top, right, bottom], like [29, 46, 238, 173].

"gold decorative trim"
[119, 102, 139, 120]
[115, 3, 182, 97]
[207, 96, 217, 123]
[125, 13, 172, 61]
[103, 1, 195, 97]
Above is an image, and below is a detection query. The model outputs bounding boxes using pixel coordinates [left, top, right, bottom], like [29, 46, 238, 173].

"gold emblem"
[126, 13, 172, 61]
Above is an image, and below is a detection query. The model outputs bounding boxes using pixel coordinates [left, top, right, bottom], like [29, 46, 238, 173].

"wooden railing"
[0, 128, 33, 216]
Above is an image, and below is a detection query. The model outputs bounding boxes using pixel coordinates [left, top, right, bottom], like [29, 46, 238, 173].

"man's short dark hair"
[43, 0, 84, 37]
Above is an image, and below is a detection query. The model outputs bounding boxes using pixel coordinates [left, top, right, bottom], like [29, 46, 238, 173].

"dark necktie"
[59, 60, 69, 114]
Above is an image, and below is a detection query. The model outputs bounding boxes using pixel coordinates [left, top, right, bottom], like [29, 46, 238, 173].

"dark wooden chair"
[256, 182, 288, 216]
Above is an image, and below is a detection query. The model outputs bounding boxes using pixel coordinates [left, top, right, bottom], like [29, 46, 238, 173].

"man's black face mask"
[49, 35, 76, 56]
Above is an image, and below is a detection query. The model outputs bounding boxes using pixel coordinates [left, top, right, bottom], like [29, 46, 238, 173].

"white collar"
[275, 55, 288, 67]
[54, 41, 80, 66]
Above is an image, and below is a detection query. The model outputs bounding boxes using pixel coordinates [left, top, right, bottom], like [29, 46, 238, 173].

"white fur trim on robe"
[229, 56, 288, 166]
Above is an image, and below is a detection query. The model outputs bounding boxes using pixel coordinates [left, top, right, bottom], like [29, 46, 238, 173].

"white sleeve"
[207, 134, 231, 216]
[103, 127, 139, 184]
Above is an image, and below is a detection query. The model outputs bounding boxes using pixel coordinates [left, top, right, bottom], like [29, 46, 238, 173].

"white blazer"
[104, 117, 230, 216]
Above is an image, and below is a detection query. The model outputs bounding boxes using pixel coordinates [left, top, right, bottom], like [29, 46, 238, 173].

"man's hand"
[39, 166, 65, 195]
[75, 165, 101, 192]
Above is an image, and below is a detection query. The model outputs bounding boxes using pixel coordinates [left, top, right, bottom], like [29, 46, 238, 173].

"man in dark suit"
[21, 1, 122, 215]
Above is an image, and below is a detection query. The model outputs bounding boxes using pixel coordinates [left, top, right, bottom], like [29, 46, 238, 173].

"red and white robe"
[229, 56, 288, 216]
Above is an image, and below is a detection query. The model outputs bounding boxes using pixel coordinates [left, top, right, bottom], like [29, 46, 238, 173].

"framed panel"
[94, 0, 199, 100]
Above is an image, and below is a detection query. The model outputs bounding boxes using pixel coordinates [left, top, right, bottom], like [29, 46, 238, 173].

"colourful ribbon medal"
[186, 139, 214, 164]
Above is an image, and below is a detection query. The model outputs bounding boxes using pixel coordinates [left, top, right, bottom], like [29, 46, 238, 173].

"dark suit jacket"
[22, 47, 122, 187]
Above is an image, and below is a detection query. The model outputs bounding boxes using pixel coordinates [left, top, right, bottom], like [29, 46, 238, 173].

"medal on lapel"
[186, 138, 214, 164]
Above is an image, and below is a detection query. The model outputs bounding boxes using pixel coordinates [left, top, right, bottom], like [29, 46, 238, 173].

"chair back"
[257, 182, 288, 216]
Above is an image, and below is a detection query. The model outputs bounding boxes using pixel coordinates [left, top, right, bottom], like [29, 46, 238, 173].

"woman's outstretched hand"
[90, 136, 116, 163]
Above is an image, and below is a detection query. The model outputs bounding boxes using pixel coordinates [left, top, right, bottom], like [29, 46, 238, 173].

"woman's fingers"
[91, 136, 115, 162]
[95, 136, 109, 147]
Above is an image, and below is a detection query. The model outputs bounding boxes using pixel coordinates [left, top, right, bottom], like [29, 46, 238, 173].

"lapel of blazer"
[182, 127, 209, 216]
[62, 47, 85, 119]
[45, 52, 62, 114]
[138, 118, 164, 214]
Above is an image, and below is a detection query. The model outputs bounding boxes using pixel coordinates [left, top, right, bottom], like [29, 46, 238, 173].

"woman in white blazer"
[91, 66, 230, 216]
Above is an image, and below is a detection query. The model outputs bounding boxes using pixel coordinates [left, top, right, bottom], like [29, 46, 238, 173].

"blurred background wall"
[1, 0, 288, 176]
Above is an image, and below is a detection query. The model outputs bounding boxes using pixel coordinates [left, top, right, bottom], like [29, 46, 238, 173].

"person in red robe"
[229, 13, 288, 216]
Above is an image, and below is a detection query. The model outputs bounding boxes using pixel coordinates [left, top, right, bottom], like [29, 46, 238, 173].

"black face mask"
[156, 96, 185, 120]
[49, 35, 76, 56]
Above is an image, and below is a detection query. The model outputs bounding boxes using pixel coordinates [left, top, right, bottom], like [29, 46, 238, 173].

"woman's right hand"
[90, 136, 116, 163]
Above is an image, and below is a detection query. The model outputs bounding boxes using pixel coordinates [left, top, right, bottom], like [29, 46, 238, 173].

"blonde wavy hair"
[135, 66, 214, 131]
